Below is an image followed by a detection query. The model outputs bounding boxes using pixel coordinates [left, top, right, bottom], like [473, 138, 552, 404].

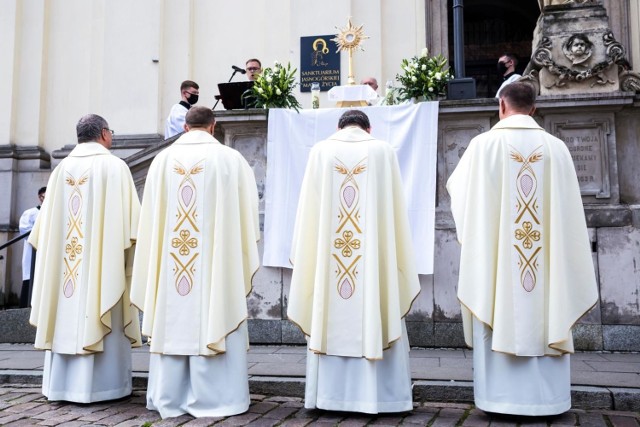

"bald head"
[361, 77, 378, 91]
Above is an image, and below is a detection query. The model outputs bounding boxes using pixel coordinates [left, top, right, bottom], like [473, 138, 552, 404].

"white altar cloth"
[263, 103, 438, 275]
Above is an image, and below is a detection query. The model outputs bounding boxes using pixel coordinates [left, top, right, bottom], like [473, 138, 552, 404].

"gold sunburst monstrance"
[332, 18, 369, 85]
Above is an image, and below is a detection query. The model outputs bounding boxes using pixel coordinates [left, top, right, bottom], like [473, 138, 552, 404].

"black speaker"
[447, 78, 477, 100]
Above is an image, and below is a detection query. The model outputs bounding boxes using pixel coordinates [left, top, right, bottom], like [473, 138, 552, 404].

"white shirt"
[496, 73, 522, 98]
[164, 102, 189, 138]
[19, 206, 39, 280]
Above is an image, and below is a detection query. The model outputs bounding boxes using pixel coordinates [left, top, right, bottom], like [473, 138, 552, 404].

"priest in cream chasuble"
[288, 110, 421, 414]
[131, 107, 260, 419]
[28, 114, 142, 403]
[446, 83, 598, 416]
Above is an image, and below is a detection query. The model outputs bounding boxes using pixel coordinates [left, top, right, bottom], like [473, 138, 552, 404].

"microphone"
[232, 65, 246, 74]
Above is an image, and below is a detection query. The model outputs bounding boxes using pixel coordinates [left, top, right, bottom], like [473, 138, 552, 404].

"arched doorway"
[447, 0, 540, 98]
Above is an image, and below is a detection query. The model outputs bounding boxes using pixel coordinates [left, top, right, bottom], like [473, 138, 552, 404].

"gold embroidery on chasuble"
[332, 158, 366, 300]
[63, 172, 89, 298]
[510, 147, 543, 292]
[171, 161, 204, 296]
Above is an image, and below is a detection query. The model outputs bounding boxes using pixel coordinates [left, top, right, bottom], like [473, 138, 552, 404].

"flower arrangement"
[245, 61, 302, 111]
[396, 48, 453, 101]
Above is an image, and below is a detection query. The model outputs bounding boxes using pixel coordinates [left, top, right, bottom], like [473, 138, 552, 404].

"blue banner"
[299, 35, 341, 92]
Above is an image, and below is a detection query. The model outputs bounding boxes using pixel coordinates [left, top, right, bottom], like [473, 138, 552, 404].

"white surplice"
[19, 206, 39, 281]
[164, 102, 189, 138]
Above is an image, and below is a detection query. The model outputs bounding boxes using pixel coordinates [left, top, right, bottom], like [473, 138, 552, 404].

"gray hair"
[76, 114, 108, 143]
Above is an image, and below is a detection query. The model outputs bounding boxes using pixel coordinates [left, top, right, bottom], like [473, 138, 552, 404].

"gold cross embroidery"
[334, 230, 361, 257]
[171, 229, 198, 256]
[514, 221, 541, 250]
[65, 236, 83, 261]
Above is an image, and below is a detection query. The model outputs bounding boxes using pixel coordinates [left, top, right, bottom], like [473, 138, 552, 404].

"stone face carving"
[563, 33, 593, 65]
[525, 2, 640, 95]
[532, 32, 622, 90]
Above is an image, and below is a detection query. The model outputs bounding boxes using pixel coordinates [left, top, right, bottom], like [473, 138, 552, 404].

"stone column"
[630, 0, 640, 69]
[425, 0, 450, 57]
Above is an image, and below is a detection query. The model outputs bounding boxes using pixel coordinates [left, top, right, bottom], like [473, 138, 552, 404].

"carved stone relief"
[524, 2, 640, 95]
[539, 0, 599, 8]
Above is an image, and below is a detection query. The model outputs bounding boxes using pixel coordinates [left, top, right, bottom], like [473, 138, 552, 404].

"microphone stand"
[212, 69, 242, 110]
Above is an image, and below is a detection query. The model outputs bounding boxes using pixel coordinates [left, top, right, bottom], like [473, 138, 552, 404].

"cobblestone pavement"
[0, 385, 638, 426]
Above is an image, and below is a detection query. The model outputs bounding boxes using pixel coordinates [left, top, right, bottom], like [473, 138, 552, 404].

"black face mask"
[187, 93, 199, 105]
[497, 62, 508, 76]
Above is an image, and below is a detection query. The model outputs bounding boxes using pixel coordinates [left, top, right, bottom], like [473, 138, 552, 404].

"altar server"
[131, 106, 260, 418]
[165, 80, 199, 138]
[447, 82, 598, 415]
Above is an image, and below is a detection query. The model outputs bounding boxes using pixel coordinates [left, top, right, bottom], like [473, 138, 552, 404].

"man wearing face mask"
[165, 80, 200, 138]
[495, 53, 521, 98]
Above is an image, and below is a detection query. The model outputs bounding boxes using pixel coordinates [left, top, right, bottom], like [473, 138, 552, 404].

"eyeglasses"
[247, 67, 261, 72]
[185, 91, 199, 96]
[103, 128, 115, 136]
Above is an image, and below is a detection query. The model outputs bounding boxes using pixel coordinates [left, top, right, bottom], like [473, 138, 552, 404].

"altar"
[263, 103, 438, 275]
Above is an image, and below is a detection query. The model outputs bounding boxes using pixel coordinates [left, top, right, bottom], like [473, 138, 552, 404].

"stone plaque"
[551, 119, 610, 198]
[438, 120, 489, 213]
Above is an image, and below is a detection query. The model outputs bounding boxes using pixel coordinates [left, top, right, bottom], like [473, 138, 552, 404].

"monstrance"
[332, 18, 369, 85]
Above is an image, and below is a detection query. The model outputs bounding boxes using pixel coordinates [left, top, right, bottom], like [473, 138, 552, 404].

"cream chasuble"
[288, 126, 420, 360]
[131, 130, 259, 356]
[28, 142, 142, 354]
[446, 114, 598, 356]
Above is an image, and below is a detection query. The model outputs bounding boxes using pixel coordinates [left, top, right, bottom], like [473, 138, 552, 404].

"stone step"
[1, 370, 637, 412]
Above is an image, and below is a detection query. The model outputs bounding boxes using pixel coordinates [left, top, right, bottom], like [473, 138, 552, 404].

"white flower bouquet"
[245, 61, 302, 111]
[396, 48, 453, 101]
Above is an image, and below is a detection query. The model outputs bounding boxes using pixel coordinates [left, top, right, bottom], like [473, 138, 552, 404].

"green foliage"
[396, 48, 453, 101]
[245, 61, 302, 111]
